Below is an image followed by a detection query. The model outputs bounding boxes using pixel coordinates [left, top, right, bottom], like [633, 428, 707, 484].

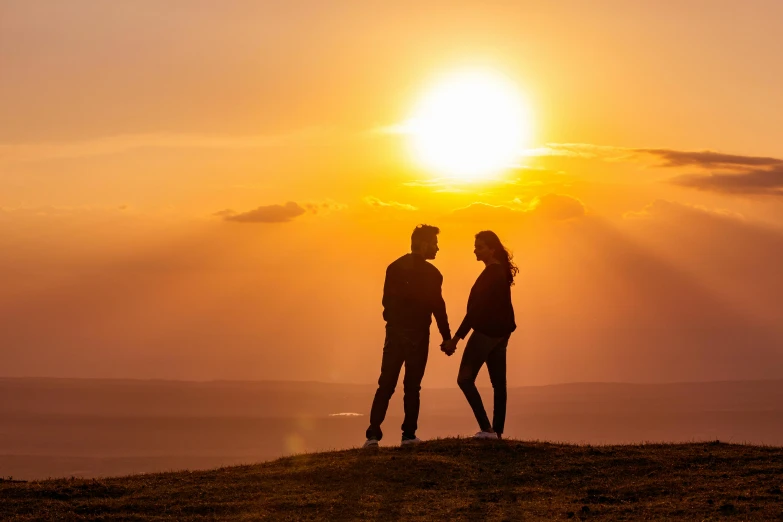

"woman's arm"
[454, 269, 493, 339]
[454, 267, 507, 340]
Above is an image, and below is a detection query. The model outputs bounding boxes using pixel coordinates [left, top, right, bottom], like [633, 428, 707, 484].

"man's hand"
[440, 338, 459, 356]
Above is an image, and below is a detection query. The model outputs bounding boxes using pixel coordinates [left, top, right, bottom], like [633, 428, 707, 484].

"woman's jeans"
[457, 330, 509, 435]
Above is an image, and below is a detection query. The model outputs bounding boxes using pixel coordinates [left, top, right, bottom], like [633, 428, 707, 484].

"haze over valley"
[3, 378, 782, 480]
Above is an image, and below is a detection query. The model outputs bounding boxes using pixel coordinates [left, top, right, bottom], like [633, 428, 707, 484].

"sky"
[2, 0, 783, 387]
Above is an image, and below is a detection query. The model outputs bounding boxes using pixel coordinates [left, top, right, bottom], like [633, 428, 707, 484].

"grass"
[2, 438, 783, 520]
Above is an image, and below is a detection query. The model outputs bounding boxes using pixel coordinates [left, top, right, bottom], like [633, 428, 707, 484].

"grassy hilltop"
[2, 438, 783, 521]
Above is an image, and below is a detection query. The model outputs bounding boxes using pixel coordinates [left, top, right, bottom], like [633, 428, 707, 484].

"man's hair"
[411, 224, 440, 251]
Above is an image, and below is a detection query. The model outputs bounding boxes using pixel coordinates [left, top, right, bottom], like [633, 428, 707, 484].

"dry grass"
[2, 438, 783, 520]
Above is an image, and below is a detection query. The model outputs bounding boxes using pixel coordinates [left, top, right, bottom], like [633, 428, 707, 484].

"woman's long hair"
[476, 230, 518, 286]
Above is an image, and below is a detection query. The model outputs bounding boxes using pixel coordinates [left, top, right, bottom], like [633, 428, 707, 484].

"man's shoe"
[401, 436, 423, 446]
[473, 431, 498, 440]
[363, 438, 379, 448]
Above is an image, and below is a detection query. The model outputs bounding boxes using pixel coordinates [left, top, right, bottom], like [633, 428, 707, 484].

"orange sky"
[2, 1, 783, 386]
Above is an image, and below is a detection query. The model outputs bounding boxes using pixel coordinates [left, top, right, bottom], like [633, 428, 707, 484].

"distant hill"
[3, 377, 783, 481]
[3, 377, 782, 417]
[2, 439, 782, 521]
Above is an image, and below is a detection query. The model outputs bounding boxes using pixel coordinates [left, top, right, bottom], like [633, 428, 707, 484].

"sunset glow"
[2, 0, 783, 391]
[405, 70, 532, 180]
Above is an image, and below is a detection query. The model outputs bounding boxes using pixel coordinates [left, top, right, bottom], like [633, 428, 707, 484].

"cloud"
[633, 149, 783, 196]
[450, 194, 585, 222]
[527, 194, 586, 220]
[303, 200, 347, 214]
[0, 129, 330, 165]
[529, 143, 783, 170]
[222, 202, 306, 223]
[524, 143, 634, 161]
[638, 149, 783, 170]
[636, 149, 783, 195]
[402, 174, 549, 193]
[402, 178, 469, 193]
[218, 199, 345, 223]
[669, 166, 783, 196]
[528, 143, 783, 197]
[363, 196, 418, 211]
[450, 202, 521, 221]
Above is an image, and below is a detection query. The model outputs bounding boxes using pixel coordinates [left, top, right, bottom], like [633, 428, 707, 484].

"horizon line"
[2, 375, 782, 389]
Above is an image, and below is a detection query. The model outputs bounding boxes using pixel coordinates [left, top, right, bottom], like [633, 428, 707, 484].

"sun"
[405, 69, 533, 181]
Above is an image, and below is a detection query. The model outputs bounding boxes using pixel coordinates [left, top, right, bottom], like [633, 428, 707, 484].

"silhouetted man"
[364, 224, 451, 447]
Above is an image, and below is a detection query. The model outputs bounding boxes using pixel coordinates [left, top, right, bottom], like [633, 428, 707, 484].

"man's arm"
[432, 272, 451, 342]
[381, 264, 397, 321]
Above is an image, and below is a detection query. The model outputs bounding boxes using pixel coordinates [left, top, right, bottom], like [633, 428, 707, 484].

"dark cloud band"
[534, 143, 783, 196]
[638, 149, 783, 170]
[670, 166, 783, 196]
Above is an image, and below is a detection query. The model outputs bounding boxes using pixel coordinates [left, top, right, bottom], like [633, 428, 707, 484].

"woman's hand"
[440, 338, 459, 356]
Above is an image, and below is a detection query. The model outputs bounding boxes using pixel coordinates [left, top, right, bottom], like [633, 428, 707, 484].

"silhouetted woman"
[442, 230, 517, 439]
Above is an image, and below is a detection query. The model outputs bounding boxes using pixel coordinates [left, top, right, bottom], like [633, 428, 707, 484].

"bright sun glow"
[406, 69, 532, 180]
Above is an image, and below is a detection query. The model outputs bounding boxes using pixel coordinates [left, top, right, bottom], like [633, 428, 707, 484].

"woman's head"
[474, 230, 518, 285]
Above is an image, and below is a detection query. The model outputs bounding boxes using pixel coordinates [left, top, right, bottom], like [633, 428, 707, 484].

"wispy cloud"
[523, 143, 635, 161]
[217, 199, 345, 224]
[639, 149, 783, 196]
[450, 202, 521, 221]
[450, 194, 585, 222]
[402, 178, 470, 193]
[220, 202, 306, 224]
[0, 128, 330, 165]
[528, 193, 587, 220]
[363, 196, 418, 211]
[637, 149, 783, 170]
[670, 167, 783, 196]
[303, 200, 347, 214]
[526, 143, 783, 197]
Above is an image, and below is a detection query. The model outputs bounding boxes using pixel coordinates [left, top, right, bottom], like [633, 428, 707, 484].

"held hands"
[440, 337, 459, 357]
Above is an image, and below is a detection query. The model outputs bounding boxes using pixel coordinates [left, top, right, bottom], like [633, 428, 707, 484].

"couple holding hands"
[364, 224, 517, 447]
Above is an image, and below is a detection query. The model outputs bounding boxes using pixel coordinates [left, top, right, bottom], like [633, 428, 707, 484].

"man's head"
[411, 224, 440, 260]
